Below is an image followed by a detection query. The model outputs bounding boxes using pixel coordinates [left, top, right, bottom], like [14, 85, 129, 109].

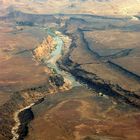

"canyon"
[0, 1, 140, 140]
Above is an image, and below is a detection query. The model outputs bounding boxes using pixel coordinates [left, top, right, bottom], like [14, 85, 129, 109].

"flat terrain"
[1, 0, 140, 16]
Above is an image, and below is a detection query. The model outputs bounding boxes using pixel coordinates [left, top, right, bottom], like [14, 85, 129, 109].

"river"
[11, 29, 80, 140]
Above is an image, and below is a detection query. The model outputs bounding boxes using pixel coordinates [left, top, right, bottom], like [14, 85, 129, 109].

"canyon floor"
[0, 1, 140, 140]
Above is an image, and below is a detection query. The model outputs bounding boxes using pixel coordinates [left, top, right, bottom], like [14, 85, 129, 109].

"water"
[46, 28, 80, 87]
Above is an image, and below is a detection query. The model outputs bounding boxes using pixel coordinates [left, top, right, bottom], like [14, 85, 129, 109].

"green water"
[46, 28, 80, 87]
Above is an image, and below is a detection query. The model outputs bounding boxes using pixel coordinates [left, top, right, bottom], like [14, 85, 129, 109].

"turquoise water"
[47, 28, 63, 59]
[46, 29, 80, 87]
[46, 29, 63, 73]
[51, 36, 63, 58]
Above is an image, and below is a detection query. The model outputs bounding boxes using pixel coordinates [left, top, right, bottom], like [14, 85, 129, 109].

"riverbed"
[11, 29, 80, 140]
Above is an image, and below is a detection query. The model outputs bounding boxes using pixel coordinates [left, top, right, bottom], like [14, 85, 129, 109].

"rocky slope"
[33, 35, 57, 62]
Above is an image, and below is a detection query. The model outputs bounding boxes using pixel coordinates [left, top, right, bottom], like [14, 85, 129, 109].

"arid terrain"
[0, 1, 140, 140]
[1, 0, 140, 16]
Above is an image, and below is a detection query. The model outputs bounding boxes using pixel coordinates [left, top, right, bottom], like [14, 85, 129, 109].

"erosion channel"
[11, 28, 80, 140]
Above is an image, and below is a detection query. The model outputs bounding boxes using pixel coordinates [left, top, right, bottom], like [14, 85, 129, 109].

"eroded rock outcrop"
[33, 35, 56, 61]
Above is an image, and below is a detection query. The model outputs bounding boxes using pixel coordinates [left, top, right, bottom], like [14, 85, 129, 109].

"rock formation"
[33, 35, 56, 62]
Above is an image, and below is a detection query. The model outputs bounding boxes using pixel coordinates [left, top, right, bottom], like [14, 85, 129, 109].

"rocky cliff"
[33, 35, 56, 62]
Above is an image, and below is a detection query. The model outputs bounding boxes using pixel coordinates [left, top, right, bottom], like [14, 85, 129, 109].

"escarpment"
[58, 29, 140, 108]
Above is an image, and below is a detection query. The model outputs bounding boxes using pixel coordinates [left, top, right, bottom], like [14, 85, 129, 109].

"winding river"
[45, 28, 80, 87]
[11, 29, 80, 140]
